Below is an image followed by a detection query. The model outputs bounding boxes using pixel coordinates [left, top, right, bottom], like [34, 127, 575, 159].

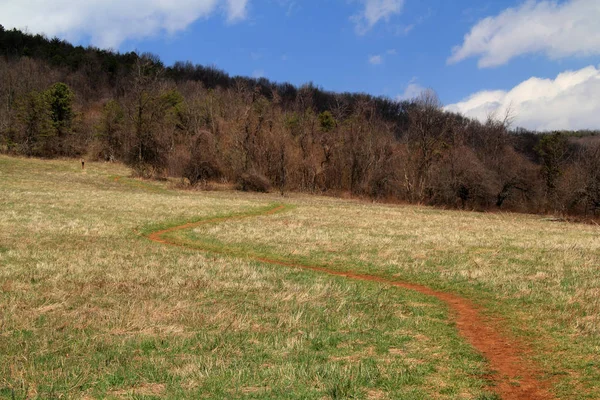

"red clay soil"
[148, 204, 553, 400]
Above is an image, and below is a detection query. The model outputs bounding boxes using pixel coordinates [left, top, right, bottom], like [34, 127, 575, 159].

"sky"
[1, 0, 599, 131]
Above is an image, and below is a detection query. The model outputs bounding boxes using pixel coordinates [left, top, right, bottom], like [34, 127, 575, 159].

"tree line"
[1, 26, 600, 216]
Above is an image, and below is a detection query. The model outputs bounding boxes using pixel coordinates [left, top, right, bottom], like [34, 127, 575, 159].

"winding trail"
[148, 204, 553, 400]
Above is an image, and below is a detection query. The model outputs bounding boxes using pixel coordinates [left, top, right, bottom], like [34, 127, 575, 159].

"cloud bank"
[449, 0, 600, 67]
[445, 65, 600, 131]
[352, 0, 405, 34]
[0, 0, 250, 49]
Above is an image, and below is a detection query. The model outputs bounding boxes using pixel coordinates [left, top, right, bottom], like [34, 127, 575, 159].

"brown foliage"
[236, 171, 272, 193]
[3, 54, 600, 217]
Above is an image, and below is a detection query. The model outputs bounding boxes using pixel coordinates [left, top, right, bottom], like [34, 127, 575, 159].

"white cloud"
[445, 65, 600, 131]
[369, 50, 397, 65]
[252, 69, 265, 78]
[369, 54, 383, 65]
[352, 0, 405, 35]
[396, 80, 425, 101]
[0, 0, 250, 49]
[225, 0, 249, 22]
[449, 0, 600, 67]
[401, 23, 415, 35]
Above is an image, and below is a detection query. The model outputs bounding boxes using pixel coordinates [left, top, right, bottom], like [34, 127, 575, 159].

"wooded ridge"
[2, 25, 599, 216]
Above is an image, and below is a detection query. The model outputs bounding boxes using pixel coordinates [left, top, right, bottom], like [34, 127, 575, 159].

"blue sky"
[2, 0, 600, 130]
[123, 0, 546, 103]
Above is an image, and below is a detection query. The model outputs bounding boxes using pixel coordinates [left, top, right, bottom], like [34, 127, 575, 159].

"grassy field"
[0, 155, 598, 399]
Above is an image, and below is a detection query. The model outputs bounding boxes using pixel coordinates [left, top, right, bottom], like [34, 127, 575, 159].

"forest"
[1, 25, 600, 216]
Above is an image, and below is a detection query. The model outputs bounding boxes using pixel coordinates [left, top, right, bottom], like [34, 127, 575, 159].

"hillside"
[1, 26, 600, 216]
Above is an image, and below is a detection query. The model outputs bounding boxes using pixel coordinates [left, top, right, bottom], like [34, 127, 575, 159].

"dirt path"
[148, 204, 553, 400]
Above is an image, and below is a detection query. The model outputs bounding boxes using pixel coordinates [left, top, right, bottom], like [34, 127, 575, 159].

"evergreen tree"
[16, 90, 53, 156]
[46, 82, 75, 136]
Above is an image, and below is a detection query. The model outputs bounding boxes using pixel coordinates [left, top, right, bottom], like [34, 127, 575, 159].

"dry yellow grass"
[1, 155, 599, 398]
[188, 194, 600, 330]
[0, 156, 495, 399]
[177, 178, 600, 398]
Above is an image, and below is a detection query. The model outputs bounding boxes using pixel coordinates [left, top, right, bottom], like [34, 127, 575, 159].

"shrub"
[236, 171, 271, 193]
[184, 159, 222, 187]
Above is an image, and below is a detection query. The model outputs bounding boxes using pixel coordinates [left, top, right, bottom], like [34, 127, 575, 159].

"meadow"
[0, 155, 598, 399]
